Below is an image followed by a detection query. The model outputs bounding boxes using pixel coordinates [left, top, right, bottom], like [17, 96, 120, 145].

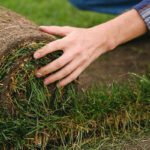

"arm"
[34, 9, 147, 87]
[95, 9, 147, 47]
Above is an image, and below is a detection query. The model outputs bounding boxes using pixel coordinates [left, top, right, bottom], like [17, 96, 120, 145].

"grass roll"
[0, 6, 149, 150]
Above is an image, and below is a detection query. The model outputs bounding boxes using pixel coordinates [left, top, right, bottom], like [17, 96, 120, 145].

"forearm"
[93, 9, 147, 49]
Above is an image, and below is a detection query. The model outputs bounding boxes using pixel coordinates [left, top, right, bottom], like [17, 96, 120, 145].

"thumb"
[39, 26, 75, 36]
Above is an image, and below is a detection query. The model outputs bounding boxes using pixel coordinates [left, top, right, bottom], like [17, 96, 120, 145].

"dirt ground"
[79, 35, 150, 150]
[79, 34, 150, 89]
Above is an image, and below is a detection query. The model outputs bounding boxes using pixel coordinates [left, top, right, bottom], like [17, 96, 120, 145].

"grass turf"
[0, 0, 149, 149]
[0, 43, 149, 149]
[0, 69, 149, 149]
[0, 42, 72, 149]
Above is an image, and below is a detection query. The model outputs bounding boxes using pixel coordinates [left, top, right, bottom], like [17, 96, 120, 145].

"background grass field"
[0, 0, 114, 27]
[0, 0, 149, 149]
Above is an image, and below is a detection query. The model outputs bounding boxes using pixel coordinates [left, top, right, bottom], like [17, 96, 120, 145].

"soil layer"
[79, 35, 150, 88]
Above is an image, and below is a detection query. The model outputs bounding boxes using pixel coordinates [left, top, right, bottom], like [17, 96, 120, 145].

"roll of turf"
[0, 6, 75, 149]
[0, 6, 149, 150]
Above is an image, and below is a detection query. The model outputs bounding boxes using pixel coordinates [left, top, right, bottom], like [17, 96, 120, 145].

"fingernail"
[44, 79, 50, 85]
[34, 52, 41, 59]
[36, 72, 42, 78]
[39, 26, 46, 30]
[39, 26, 46, 28]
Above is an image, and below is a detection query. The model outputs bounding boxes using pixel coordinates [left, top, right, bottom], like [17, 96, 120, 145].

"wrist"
[105, 9, 147, 47]
[91, 9, 147, 53]
[91, 23, 118, 52]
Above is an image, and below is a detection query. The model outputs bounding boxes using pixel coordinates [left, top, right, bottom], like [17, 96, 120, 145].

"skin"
[34, 9, 147, 87]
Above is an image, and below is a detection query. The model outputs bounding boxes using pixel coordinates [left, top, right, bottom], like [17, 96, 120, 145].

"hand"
[34, 25, 115, 87]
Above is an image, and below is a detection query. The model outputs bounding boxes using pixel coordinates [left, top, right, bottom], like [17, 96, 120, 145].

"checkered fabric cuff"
[134, 0, 150, 30]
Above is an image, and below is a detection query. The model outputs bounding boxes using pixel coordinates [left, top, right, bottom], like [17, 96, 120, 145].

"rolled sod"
[0, 6, 75, 149]
[0, 6, 64, 113]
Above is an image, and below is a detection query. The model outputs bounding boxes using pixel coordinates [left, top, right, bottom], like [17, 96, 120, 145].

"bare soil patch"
[79, 35, 150, 88]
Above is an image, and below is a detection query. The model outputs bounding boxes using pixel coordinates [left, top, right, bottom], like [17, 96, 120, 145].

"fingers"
[34, 40, 64, 59]
[39, 26, 75, 36]
[57, 50, 102, 87]
[44, 57, 84, 85]
[35, 53, 73, 78]
[34, 25, 106, 87]
[58, 65, 84, 87]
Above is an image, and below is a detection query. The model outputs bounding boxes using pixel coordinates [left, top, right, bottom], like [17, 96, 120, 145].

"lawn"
[0, 0, 149, 149]
[0, 0, 114, 27]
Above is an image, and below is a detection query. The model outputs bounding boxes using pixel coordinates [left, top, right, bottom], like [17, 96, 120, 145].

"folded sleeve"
[134, 0, 150, 30]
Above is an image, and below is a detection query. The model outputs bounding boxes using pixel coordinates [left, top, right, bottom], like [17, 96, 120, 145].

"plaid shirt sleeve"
[134, 0, 150, 30]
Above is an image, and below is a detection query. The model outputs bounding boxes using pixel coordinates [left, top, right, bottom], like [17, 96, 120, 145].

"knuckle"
[43, 69, 49, 75]
[47, 40, 61, 49]
[45, 78, 51, 83]
[54, 72, 62, 79]
[55, 61, 62, 68]
[55, 39, 65, 49]
[46, 43, 51, 49]
[37, 48, 45, 54]
[75, 49, 81, 56]
[79, 52, 89, 62]
[70, 76, 76, 82]
[55, 39, 61, 45]
[63, 69, 70, 76]
[50, 76, 57, 82]
[76, 51, 81, 56]
[65, 38, 73, 45]
[66, 35, 76, 44]
[48, 74, 59, 82]
[55, 75, 61, 80]
[82, 54, 89, 61]
[39, 69, 47, 75]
